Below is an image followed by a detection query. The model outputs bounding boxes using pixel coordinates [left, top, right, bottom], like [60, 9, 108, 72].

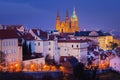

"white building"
[29, 29, 59, 63]
[110, 56, 120, 72]
[0, 29, 23, 65]
[58, 39, 90, 64]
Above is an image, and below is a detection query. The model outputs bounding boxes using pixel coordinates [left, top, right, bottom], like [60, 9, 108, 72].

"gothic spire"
[66, 10, 68, 17]
[57, 10, 60, 17]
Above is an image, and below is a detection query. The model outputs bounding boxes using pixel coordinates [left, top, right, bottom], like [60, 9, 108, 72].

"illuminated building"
[75, 30, 113, 50]
[55, 8, 80, 33]
[0, 29, 23, 71]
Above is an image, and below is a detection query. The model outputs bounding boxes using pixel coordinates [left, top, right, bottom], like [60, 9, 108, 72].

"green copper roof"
[71, 8, 78, 19]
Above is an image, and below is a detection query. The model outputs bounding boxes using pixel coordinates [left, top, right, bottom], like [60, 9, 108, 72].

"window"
[8, 41, 11, 46]
[49, 42, 51, 45]
[3, 42, 5, 46]
[64, 49, 66, 51]
[38, 42, 40, 46]
[49, 48, 51, 51]
[72, 45, 73, 48]
[76, 45, 78, 48]
[58, 47, 60, 50]
[13, 40, 16, 46]
[6, 42, 8, 46]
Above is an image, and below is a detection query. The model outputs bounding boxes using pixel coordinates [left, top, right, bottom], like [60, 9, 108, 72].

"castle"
[55, 8, 80, 33]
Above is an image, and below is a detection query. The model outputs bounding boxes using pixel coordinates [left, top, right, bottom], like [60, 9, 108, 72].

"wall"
[0, 39, 22, 64]
[58, 42, 88, 63]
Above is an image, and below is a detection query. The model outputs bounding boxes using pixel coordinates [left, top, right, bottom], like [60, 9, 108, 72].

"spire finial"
[73, 7, 76, 15]
[57, 10, 60, 17]
[66, 10, 68, 17]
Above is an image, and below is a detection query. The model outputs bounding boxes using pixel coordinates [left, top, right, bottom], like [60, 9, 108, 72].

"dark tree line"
[22, 40, 32, 60]
[109, 42, 118, 50]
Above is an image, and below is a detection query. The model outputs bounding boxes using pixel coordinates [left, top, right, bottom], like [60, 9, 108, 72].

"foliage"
[22, 40, 31, 59]
[109, 42, 118, 50]
[0, 51, 6, 65]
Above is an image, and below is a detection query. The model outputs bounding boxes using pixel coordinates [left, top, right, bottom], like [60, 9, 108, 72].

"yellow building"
[55, 8, 80, 33]
[98, 35, 113, 50]
[75, 31, 113, 50]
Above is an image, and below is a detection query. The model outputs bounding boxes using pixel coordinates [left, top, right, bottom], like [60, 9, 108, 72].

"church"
[55, 8, 80, 33]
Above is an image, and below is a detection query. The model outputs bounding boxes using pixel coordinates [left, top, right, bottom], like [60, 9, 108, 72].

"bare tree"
[0, 51, 6, 66]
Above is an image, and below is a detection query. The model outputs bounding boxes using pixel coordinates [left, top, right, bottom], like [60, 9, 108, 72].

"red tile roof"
[22, 33, 34, 40]
[58, 39, 91, 43]
[2, 25, 23, 30]
[31, 29, 48, 39]
[0, 30, 22, 39]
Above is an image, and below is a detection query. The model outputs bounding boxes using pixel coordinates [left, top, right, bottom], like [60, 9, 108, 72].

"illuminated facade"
[55, 8, 80, 33]
[75, 31, 113, 50]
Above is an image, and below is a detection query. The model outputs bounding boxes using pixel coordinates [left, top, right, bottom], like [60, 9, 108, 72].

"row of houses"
[0, 24, 117, 72]
[0, 25, 91, 71]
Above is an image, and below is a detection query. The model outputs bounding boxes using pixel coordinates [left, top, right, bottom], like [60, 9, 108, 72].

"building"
[29, 29, 59, 62]
[55, 8, 80, 33]
[75, 30, 113, 50]
[58, 39, 90, 64]
[0, 29, 23, 70]
[110, 56, 120, 72]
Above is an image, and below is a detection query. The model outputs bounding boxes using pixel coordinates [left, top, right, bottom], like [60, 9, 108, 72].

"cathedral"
[55, 8, 80, 33]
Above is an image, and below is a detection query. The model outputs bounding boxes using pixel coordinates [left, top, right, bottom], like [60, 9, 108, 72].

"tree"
[0, 51, 6, 66]
[28, 42, 32, 56]
[109, 42, 118, 50]
[73, 62, 85, 80]
[22, 40, 29, 59]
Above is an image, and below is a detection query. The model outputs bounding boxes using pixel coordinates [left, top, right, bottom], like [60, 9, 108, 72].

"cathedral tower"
[65, 10, 70, 33]
[71, 8, 80, 32]
[55, 8, 80, 33]
[55, 11, 61, 32]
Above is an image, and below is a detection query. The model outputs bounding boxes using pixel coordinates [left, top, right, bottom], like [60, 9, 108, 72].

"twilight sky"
[0, 0, 120, 32]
